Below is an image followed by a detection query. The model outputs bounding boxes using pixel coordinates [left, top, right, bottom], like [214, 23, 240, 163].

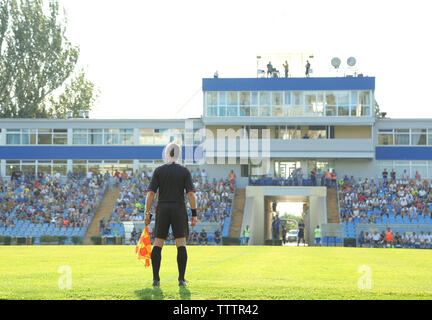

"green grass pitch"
[1, 245, 432, 300]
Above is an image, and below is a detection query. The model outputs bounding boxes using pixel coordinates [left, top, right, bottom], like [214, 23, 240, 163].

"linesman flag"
[136, 226, 152, 267]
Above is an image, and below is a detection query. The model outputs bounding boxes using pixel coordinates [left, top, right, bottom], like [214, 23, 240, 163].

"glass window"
[428, 129, 432, 145]
[325, 92, 336, 106]
[154, 129, 170, 145]
[394, 129, 410, 145]
[350, 91, 358, 116]
[378, 129, 394, 145]
[411, 129, 426, 146]
[293, 92, 303, 106]
[227, 92, 238, 116]
[53, 129, 67, 145]
[240, 92, 250, 106]
[104, 129, 119, 145]
[272, 92, 282, 116]
[38, 129, 52, 145]
[6, 129, 21, 144]
[88, 129, 103, 145]
[251, 92, 258, 106]
[308, 126, 327, 139]
[240, 92, 250, 116]
[207, 92, 217, 106]
[338, 105, 349, 116]
[284, 92, 291, 105]
[259, 92, 271, 116]
[360, 91, 371, 106]
[22, 129, 37, 144]
[119, 129, 134, 145]
[219, 92, 226, 105]
[73, 129, 88, 144]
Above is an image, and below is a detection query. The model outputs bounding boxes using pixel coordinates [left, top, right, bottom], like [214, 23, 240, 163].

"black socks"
[151, 245, 188, 282]
[177, 246, 188, 281]
[151, 245, 162, 281]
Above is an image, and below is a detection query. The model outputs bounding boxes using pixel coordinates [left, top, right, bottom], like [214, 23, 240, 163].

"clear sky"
[62, 0, 432, 120]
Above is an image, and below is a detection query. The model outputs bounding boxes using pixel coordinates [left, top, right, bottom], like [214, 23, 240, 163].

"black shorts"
[154, 202, 189, 239]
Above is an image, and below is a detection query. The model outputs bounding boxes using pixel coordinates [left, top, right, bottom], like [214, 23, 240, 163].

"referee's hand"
[144, 213, 152, 226]
[190, 216, 197, 227]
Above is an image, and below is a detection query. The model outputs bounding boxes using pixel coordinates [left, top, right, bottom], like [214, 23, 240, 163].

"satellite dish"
[347, 57, 357, 67]
[331, 57, 341, 69]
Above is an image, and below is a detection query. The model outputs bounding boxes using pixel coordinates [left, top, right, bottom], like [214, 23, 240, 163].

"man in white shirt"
[419, 231, 426, 248]
[372, 231, 380, 248]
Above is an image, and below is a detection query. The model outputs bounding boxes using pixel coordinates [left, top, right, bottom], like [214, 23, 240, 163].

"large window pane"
[207, 92, 217, 106]
[395, 129, 409, 145]
[38, 129, 52, 145]
[284, 92, 291, 105]
[293, 92, 303, 106]
[104, 129, 119, 145]
[378, 134, 394, 145]
[6, 132, 21, 144]
[22, 129, 37, 144]
[360, 91, 371, 106]
[411, 129, 426, 145]
[259, 92, 271, 116]
[154, 129, 170, 145]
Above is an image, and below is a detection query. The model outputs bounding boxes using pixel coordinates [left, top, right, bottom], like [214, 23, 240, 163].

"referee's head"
[163, 142, 181, 164]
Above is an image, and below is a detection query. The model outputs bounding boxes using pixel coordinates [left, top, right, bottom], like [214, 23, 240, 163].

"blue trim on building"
[0, 146, 202, 160]
[203, 77, 375, 91]
[376, 147, 432, 160]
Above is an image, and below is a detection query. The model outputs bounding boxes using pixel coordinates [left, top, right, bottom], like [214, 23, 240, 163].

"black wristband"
[191, 208, 197, 217]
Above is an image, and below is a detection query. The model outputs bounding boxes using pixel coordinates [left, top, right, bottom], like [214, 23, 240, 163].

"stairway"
[326, 188, 340, 223]
[228, 188, 246, 238]
[83, 188, 119, 245]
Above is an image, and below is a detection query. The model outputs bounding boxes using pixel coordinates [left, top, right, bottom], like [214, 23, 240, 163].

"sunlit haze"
[63, 0, 432, 120]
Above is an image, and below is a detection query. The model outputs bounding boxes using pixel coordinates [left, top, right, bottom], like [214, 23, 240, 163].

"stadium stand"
[337, 172, 432, 248]
[0, 172, 107, 244]
[102, 169, 235, 245]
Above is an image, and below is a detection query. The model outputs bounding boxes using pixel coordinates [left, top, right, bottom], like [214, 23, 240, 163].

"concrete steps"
[326, 188, 340, 223]
[228, 188, 245, 238]
[83, 188, 119, 245]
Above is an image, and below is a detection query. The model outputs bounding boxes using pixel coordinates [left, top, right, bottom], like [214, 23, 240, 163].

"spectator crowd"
[0, 171, 107, 231]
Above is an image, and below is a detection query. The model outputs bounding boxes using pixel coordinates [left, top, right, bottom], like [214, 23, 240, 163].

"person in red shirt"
[385, 227, 393, 248]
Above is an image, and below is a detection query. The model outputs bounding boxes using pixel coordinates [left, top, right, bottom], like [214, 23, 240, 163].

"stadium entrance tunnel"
[243, 186, 327, 245]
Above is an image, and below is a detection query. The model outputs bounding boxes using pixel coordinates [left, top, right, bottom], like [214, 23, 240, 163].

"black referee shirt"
[147, 163, 195, 203]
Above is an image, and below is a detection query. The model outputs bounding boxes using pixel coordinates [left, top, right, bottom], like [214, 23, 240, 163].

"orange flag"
[136, 226, 152, 268]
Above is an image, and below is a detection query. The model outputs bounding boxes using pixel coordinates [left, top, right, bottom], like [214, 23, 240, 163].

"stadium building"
[1, 75, 432, 246]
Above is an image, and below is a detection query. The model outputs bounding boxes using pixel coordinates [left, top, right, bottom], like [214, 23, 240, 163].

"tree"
[0, 0, 97, 118]
[48, 69, 100, 118]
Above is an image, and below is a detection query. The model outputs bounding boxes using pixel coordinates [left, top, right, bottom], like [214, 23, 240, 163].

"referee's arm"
[188, 191, 197, 227]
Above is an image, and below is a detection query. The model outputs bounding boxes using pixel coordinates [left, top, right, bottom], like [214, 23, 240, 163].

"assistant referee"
[144, 142, 197, 287]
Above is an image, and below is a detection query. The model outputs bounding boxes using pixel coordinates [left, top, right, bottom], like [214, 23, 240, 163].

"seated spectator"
[189, 229, 199, 245]
[214, 228, 222, 245]
[199, 228, 208, 245]
[358, 231, 365, 247]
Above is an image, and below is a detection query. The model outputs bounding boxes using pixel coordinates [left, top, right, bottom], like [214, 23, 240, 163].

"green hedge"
[222, 237, 241, 245]
[40, 236, 67, 244]
[91, 236, 102, 245]
[71, 236, 82, 245]
[344, 238, 357, 247]
[0, 236, 11, 245]
[16, 237, 27, 245]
